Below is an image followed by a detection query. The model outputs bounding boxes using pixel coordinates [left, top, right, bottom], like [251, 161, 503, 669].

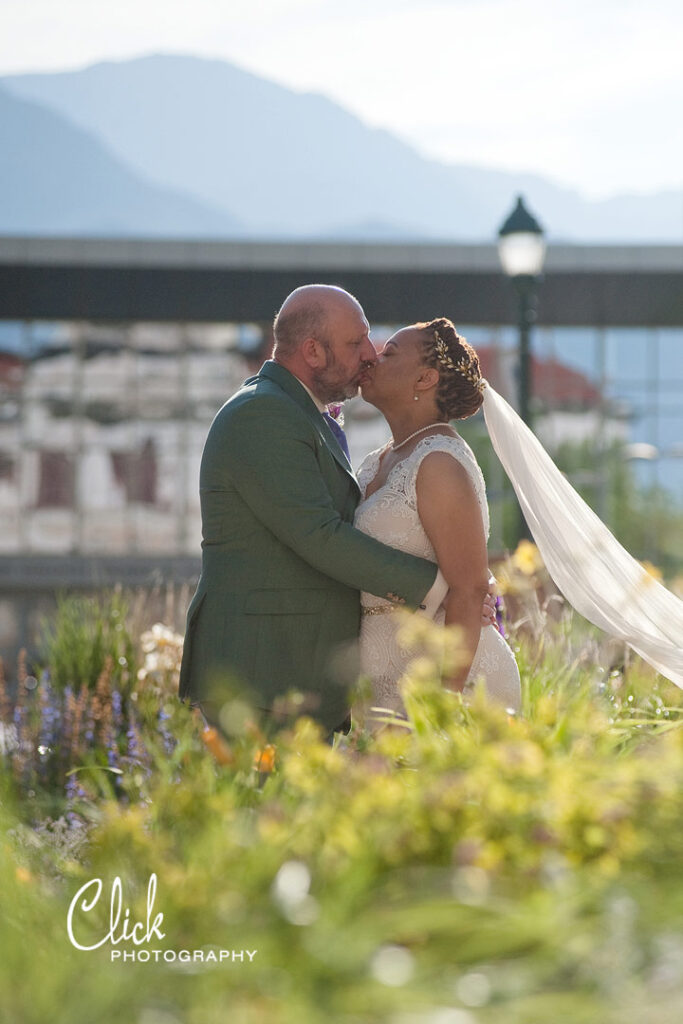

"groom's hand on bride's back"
[482, 575, 497, 627]
[415, 568, 497, 626]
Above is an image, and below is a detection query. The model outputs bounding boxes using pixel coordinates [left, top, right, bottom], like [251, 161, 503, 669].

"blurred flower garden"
[3, 547, 683, 1024]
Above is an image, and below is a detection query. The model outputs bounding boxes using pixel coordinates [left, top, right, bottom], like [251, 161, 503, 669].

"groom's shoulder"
[229, 371, 297, 413]
[211, 372, 307, 432]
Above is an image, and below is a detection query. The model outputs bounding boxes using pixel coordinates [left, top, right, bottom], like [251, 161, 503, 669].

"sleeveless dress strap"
[402, 435, 490, 539]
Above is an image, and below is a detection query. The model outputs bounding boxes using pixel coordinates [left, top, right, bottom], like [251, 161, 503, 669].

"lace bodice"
[354, 431, 521, 718]
[355, 434, 490, 598]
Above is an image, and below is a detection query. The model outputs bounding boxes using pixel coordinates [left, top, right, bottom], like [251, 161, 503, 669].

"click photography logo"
[66, 872, 258, 966]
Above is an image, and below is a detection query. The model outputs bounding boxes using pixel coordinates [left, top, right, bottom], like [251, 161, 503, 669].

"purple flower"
[495, 594, 507, 639]
[111, 689, 124, 730]
[65, 772, 90, 827]
[125, 708, 151, 774]
[327, 403, 344, 426]
[38, 681, 61, 750]
[65, 772, 88, 802]
[126, 717, 141, 762]
[158, 707, 176, 757]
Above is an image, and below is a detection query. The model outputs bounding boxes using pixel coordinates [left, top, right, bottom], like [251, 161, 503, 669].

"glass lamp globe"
[497, 195, 546, 278]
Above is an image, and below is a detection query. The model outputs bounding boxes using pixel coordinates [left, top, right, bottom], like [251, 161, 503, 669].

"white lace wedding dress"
[354, 433, 522, 717]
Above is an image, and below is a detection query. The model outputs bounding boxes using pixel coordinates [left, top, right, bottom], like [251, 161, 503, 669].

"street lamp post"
[497, 194, 546, 540]
[513, 276, 535, 429]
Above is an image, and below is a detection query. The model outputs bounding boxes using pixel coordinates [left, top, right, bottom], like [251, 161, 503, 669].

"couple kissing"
[179, 284, 683, 739]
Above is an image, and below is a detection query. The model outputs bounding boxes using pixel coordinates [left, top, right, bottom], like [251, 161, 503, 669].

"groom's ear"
[301, 336, 325, 368]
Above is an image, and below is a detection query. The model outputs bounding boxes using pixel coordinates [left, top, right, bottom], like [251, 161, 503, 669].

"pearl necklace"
[391, 422, 448, 452]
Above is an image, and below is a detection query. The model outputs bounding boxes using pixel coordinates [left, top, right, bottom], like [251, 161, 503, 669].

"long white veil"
[482, 382, 683, 689]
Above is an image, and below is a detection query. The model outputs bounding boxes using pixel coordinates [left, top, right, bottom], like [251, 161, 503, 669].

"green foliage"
[0, 593, 161, 820]
[39, 591, 135, 694]
[3, 594, 683, 1022]
[553, 437, 683, 576]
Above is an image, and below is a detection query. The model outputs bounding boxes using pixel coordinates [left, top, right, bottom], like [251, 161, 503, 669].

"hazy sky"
[3, 0, 682, 199]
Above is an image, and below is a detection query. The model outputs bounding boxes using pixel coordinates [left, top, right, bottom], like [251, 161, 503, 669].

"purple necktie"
[323, 411, 351, 461]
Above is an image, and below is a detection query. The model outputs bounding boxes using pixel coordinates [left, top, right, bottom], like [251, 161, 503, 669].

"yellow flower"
[512, 539, 544, 576]
[15, 866, 32, 884]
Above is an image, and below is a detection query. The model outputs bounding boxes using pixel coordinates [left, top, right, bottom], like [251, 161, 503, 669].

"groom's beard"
[311, 349, 362, 404]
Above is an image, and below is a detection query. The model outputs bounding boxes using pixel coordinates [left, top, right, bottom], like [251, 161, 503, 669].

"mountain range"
[0, 82, 241, 237]
[2, 54, 681, 241]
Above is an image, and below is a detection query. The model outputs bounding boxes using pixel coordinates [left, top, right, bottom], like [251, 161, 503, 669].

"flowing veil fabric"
[482, 383, 683, 689]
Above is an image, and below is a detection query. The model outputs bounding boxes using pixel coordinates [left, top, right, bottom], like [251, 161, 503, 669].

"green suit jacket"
[179, 360, 437, 731]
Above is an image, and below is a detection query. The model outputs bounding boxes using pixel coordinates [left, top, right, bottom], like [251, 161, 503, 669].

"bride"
[355, 318, 522, 718]
[354, 315, 683, 722]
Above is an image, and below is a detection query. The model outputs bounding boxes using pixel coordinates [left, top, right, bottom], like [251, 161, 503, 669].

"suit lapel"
[255, 361, 359, 492]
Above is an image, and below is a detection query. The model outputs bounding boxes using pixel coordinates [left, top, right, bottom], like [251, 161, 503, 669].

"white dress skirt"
[354, 433, 522, 717]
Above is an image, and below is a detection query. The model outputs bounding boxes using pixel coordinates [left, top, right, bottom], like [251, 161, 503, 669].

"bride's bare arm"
[416, 452, 490, 690]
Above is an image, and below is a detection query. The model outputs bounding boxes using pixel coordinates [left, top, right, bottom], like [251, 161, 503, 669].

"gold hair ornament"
[433, 331, 486, 393]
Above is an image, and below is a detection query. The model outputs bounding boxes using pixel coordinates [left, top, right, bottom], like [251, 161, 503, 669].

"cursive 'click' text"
[67, 873, 165, 952]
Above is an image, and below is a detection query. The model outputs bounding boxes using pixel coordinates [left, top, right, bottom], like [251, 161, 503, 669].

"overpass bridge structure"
[1, 237, 682, 326]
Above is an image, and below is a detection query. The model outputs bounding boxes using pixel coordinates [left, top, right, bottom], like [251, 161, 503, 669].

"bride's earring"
[414, 394, 419, 401]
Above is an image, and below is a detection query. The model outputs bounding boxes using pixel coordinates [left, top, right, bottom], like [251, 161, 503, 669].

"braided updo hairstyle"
[416, 318, 485, 420]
